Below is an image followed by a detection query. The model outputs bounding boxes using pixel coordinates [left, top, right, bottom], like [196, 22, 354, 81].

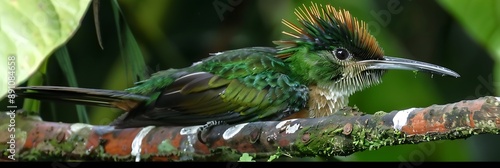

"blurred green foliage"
[439, 0, 500, 96]
[0, 0, 91, 98]
[2, 0, 499, 161]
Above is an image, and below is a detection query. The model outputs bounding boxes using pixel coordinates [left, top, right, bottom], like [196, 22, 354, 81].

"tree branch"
[1, 96, 499, 161]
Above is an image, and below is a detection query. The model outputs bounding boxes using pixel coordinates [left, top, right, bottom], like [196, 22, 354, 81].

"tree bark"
[1, 96, 499, 161]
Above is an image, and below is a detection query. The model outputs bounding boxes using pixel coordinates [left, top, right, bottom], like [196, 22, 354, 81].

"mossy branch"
[1, 96, 499, 161]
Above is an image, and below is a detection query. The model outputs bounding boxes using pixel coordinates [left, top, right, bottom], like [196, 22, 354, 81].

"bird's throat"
[307, 85, 350, 118]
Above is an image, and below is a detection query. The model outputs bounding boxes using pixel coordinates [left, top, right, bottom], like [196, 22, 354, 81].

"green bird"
[16, 3, 459, 130]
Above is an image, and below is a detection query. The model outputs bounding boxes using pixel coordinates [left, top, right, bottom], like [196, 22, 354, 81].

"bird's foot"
[197, 120, 227, 144]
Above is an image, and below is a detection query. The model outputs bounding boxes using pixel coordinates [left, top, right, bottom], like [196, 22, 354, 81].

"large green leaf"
[438, 0, 500, 94]
[0, 0, 92, 98]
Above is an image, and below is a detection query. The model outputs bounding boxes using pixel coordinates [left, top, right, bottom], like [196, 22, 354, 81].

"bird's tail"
[15, 86, 150, 111]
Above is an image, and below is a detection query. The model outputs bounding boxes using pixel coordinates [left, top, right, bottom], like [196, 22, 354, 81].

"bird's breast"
[306, 85, 349, 118]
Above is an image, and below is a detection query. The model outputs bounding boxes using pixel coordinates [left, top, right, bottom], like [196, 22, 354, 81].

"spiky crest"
[274, 2, 384, 60]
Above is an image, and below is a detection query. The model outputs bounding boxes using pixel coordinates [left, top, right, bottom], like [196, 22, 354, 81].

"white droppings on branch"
[179, 125, 203, 161]
[286, 123, 300, 134]
[276, 119, 297, 129]
[180, 125, 203, 135]
[191, 61, 202, 66]
[392, 108, 415, 131]
[131, 126, 155, 162]
[70, 123, 94, 133]
[223, 123, 248, 140]
[212, 52, 223, 56]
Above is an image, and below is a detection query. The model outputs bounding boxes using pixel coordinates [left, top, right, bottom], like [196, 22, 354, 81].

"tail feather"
[15, 86, 150, 111]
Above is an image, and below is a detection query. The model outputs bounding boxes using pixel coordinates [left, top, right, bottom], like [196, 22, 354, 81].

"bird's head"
[274, 3, 459, 95]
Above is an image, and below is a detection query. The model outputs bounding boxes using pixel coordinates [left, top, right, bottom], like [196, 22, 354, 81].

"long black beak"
[358, 56, 460, 78]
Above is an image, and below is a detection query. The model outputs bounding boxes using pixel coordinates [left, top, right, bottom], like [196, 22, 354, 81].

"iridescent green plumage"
[15, 2, 459, 128]
[111, 47, 308, 127]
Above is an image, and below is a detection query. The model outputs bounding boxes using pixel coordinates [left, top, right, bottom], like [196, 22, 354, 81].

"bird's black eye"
[334, 48, 350, 60]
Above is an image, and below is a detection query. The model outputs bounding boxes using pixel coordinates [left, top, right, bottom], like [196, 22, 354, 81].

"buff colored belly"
[307, 85, 349, 118]
[282, 85, 349, 120]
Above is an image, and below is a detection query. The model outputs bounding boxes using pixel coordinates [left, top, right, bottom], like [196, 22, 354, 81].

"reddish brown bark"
[1, 96, 499, 161]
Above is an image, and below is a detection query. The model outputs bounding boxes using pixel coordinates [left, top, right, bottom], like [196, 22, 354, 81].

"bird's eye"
[333, 48, 350, 60]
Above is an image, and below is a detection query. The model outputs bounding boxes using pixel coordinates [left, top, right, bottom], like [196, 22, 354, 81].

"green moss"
[49, 139, 75, 154]
[205, 146, 242, 161]
[267, 150, 281, 162]
[19, 149, 42, 161]
[1, 144, 8, 156]
[158, 139, 178, 155]
[239, 153, 256, 162]
[373, 111, 387, 116]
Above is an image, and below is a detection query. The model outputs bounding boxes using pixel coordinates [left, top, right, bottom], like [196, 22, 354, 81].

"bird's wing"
[113, 47, 309, 128]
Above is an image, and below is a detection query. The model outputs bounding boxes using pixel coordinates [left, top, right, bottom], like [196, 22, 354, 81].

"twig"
[1, 96, 499, 161]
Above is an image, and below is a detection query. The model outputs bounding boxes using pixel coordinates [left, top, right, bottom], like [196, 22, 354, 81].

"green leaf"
[438, 0, 500, 94]
[238, 153, 256, 162]
[55, 46, 89, 123]
[267, 146, 282, 162]
[112, 0, 148, 84]
[0, 0, 92, 98]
